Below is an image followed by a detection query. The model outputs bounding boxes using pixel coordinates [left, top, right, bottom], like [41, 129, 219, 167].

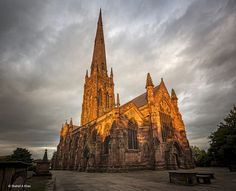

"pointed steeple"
[99, 8, 102, 22]
[81, 9, 115, 125]
[90, 9, 107, 76]
[69, 118, 73, 126]
[43, 149, 48, 161]
[116, 93, 120, 107]
[171, 88, 178, 100]
[146, 73, 154, 88]
[110, 67, 113, 77]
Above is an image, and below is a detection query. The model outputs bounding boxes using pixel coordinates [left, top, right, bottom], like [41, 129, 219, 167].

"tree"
[9, 148, 33, 163]
[208, 105, 236, 166]
[191, 146, 210, 166]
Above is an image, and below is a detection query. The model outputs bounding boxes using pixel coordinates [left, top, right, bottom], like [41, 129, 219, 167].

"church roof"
[124, 85, 160, 108]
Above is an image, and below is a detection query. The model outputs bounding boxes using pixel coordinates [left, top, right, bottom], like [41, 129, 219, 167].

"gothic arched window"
[98, 89, 102, 106]
[160, 112, 173, 142]
[106, 92, 109, 108]
[104, 135, 110, 154]
[128, 120, 138, 149]
[101, 63, 104, 70]
[92, 130, 97, 143]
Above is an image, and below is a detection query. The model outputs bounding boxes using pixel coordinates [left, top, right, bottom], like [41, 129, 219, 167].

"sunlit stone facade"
[52, 10, 194, 171]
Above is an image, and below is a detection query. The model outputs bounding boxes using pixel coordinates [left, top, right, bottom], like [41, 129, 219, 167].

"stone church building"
[52, 10, 194, 171]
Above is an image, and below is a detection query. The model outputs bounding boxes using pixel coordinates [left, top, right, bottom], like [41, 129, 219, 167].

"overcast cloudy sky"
[0, 0, 235, 159]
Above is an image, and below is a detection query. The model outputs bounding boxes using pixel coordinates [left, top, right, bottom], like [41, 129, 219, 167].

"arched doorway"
[82, 146, 89, 171]
[165, 141, 183, 169]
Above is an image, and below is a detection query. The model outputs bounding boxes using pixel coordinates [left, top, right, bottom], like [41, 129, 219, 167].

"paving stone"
[51, 167, 236, 191]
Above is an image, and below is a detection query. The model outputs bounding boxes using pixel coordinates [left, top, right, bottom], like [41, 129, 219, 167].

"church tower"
[81, 10, 115, 125]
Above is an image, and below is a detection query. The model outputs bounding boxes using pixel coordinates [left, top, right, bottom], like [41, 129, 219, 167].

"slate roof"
[123, 85, 160, 108]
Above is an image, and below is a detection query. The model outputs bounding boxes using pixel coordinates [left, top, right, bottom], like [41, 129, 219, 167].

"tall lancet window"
[106, 92, 109, 108]
[104, 135, 110, 154]
[101, 63, 106, 75]
[128, 120, 138, 149]
[98, 89, 102, 106]
[160, 112, 174, 142]
[101, 63, 105, 71]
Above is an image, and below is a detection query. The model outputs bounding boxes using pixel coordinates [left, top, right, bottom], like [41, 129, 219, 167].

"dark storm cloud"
[0, 0, 235, 158]
[156, 0, 236, 148]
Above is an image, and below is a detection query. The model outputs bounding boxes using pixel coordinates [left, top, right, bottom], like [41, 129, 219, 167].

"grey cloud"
[139, 0, 236, 149]
[0, 0, 235, 158]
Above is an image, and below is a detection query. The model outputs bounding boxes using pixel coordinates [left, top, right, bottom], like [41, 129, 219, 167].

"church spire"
[81, 9, 115, 125]
[90, 9, 107, 76]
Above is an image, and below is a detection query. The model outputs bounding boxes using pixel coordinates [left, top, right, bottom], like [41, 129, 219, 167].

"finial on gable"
[160, 77, 165, 86]
[146, 73, 154, 88]
[116, 93, 120, 107]
[110, 67, 113, 77]
[171, 88, 178, 100]
[70, 118, 73, 126]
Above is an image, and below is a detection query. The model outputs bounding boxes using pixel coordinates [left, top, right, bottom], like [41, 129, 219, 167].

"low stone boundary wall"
[0, 161, 30, 191]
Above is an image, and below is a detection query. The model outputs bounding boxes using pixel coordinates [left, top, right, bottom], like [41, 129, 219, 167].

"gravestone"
[35, 149, 51, 176]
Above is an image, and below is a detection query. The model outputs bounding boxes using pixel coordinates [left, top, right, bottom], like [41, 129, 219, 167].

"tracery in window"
[160, 112, 174, 142]
[101, 63, 105, 71]
[103, 135, 110, 154]
[98, 89, 102, 106]
[128, 119, 138, 149]
[106, 92, 109, 108]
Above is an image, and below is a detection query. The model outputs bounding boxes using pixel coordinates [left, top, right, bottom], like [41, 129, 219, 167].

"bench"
[169, 172, 197, 186]
[197, 172, 215, 179]
[196, 174, 211, 184]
